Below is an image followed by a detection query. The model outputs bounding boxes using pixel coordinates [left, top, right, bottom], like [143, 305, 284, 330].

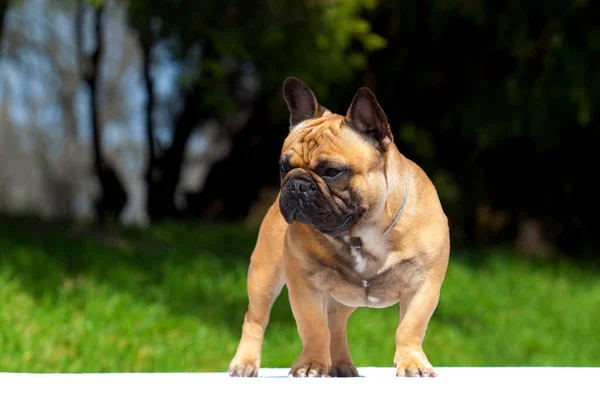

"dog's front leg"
[394, 280, 439, 377]
[286, 263, 331, 377]
[394, 251, 448, 377]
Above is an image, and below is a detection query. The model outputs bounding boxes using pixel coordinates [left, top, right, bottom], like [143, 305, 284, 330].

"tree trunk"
[145, 82, 213, 220]
[76, 1, 127, 228]
[139, 27, 160, 221]
[0, 2, 8, 36]
[187, 91, 287, 221]
[142, 38, 221, 221]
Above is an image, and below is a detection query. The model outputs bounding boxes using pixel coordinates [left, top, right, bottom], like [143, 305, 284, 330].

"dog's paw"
[395, 363, 436, 377]
[228, 358, 260, 377]
[329, 361, 359, 377]
[288, 359, 329, 377]
[394, 346, 437, 377]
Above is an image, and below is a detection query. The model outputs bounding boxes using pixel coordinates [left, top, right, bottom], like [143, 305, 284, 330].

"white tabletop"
[1, 367, 598, 399]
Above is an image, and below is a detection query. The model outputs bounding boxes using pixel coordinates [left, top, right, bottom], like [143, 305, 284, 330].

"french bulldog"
[228, 77, 450, 378]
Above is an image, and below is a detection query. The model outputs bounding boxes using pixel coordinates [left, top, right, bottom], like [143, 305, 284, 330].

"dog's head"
[278, 77, 394, 235]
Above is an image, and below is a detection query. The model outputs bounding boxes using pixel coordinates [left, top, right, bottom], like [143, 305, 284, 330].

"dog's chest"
[327, 266, 401, 309]
[325, 234, 402, 308]
[341, 232, 383, 275]
[348, 238, 369, 274]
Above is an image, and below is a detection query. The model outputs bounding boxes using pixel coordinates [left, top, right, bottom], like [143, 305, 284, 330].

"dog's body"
[228, 78, 450, 378]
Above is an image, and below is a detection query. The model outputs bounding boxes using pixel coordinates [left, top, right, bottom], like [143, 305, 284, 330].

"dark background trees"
[1, 0, 598, 257]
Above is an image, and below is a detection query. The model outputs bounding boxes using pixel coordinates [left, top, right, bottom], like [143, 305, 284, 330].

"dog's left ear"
[345, 87, 393, 148]
[282, 77, 327, 129]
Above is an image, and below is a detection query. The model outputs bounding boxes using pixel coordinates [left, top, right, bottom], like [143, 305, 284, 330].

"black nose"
[290, 177, 313, 194]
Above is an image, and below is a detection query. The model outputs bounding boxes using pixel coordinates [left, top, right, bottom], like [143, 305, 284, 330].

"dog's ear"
[345, 87, 393, 148]
[282, 77, 327, 128]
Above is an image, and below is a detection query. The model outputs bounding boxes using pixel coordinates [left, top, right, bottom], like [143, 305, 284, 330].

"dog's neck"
[382, 168, 410, 237]
[383, 145, 412, 230]
[349, 145, 412, 250]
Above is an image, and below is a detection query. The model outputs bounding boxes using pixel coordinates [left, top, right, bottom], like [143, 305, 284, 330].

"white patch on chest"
[367, 296, 379, 303]
[342, 235, 369, 274]
[350, 247, 367, 274]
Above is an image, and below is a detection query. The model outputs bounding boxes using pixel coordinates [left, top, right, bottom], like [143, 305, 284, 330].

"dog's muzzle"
[279, 174, 361, 234]
[279, 175, 317, 224]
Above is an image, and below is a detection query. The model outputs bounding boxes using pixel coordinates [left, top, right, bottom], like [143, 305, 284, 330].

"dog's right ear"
[282, 77, 327, 129]
[345, 87, 393, 149]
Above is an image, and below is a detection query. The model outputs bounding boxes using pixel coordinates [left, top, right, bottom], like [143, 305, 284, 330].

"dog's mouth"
[283, 204, 359, 235]
[279, 174, 365, 235]
[315, 214, 358, 235]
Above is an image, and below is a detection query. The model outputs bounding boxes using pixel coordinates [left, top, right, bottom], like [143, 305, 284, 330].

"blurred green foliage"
[1, 218, 598, 371]
[126, 0, 385, 116]
[61, 0, 600, 251]
[352, 0, 600, 250]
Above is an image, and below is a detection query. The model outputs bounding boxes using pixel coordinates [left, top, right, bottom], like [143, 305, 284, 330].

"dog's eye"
[280, 162, 290, 174]
[322, 168, 341, 178]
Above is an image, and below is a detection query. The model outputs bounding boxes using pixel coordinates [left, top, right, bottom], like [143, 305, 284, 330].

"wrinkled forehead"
[281, 114, 377, 169]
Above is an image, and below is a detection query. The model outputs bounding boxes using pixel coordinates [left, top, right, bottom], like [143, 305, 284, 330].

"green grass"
[0, 217, 599, 372]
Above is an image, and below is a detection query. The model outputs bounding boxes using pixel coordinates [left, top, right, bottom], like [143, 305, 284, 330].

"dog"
[228, 77, 450, 378]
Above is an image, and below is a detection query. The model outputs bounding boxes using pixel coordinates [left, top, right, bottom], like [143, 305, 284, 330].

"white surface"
[1, 367, 599, 399]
